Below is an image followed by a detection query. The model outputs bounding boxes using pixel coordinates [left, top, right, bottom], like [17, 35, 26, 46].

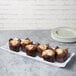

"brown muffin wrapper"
[42, 55, 55, 62]
[9, 45, 20, 52]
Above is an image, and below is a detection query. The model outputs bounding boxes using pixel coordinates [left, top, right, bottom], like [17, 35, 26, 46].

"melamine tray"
[0, 41, 75, 67]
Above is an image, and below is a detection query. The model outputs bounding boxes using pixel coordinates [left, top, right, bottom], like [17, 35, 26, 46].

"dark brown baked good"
[37, 44, 50, 57]
[8, 37, 70, 63]
[9, 38, 21, 52]
[24, 44, 38, 57]
[55, 46, 68, 62]
[21, 38, 33, 51]
[21, 38, 32, 45]
[42, 49, 55, 62]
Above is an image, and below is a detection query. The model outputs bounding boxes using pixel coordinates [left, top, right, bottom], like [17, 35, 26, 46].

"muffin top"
[55, 48, 68, 55]
[9, 39, 21, 46]
[21, 38, 32, 45]
[42, 49, 55, 56]
[38, 44, 49, 51]
[25, 44, 36, 51]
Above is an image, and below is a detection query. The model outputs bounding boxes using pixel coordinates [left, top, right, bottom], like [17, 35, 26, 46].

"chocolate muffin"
[55, 46, 68, 62]
[21, 38, 33, 51]
[9, 38, 21, 52]
[37, 44, 50, 57]
[24, 44, 38, 57]
[42, 49, 55, 62]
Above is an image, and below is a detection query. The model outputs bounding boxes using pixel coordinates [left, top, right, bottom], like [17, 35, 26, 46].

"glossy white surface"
[1, 42, 75, 67]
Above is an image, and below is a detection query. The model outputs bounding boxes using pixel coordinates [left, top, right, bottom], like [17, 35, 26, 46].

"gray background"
[0, 30, 76, 76]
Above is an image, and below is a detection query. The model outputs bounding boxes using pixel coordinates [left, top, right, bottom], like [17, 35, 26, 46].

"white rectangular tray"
[0, 43, 75, 67]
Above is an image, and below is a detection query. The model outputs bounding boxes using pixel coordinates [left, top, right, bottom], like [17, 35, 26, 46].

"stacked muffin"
[9, 38, 69, 63]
